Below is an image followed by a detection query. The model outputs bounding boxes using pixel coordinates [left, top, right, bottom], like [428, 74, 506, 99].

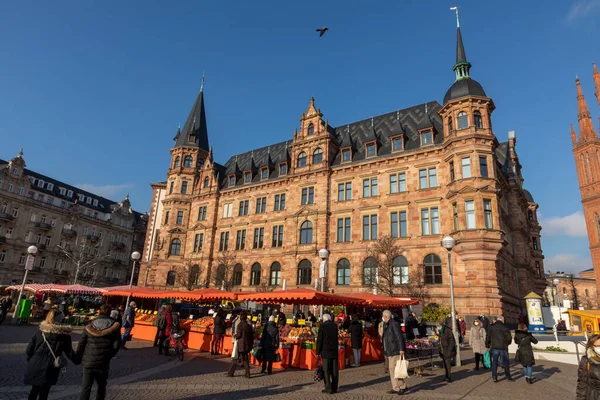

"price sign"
[251, 316, 258, 322]
[298, 319, 306, 326]
[286, 318, 293, 325]
[274, 317, 278, 323]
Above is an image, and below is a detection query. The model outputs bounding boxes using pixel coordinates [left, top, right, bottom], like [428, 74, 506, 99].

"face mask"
[594, 346, 600, 354]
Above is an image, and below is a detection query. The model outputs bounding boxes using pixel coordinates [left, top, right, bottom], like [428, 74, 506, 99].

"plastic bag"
[394, 354, 409, 379]
[483, 350, 491, 369]
[313, 365, 324, 381]
[231, 340, 239, 359]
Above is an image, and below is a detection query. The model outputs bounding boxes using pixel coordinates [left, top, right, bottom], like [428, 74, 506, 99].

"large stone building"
[544, 269, 598, 310]
[139, 20, 545, 322]
[0, 151, 148, 286]
[571, 63, 600, 305]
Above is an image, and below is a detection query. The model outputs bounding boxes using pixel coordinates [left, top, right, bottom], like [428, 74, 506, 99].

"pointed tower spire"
[450, 6, 471, 81]
[594, 62, 600, 108]
[175, 78, 209, 151]
[571, 123, 577, 146]
[576, 77, 597, 141]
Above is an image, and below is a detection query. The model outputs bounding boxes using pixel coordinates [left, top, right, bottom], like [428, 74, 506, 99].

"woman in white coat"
[469, 319, 487, 370]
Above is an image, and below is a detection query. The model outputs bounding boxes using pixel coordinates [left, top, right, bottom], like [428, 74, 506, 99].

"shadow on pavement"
[178, 383, 310, 400]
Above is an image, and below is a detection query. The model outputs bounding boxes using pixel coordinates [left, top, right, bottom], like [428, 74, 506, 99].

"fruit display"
[338, 329, 350, 339]
[278, 325, 292, 338]
[181, 319, 194, 330]
[287, 327, 314, 340]
[135, 314, 157, 323]
[191, 316, 214, 328]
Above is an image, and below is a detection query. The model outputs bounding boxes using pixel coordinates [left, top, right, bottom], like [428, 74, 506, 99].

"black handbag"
[313, 357, 324, 382]
[274, 352, 282, 363]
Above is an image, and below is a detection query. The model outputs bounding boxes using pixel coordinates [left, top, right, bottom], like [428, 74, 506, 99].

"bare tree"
[401, 266, 432, 306]
[213, 250, 238, 291]
[360, 235, 403, 297]
[567, 274, 580, 310]
[57, 238, 109, 285]
[173, 260, 204, 291]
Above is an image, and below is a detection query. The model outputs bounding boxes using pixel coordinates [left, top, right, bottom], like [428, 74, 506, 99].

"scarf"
[587, 347, 600, 365]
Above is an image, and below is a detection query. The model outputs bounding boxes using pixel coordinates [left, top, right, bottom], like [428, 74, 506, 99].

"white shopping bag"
[231, 340, 239, 359]
[394, 354, 409, 379]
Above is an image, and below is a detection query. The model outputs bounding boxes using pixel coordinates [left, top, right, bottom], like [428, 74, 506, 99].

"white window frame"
[222, 203, 233, 218]
[47, 183, 54, 191]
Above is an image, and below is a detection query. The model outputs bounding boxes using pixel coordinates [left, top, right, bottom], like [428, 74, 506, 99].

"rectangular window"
[238, 200, 249, 216]
[419, 169, 427, 188]
[465, 200, 476, 229]
[228, 176, 236, 186]
[176, 211, 184, 225]
[392, 136, 403, 151]
[59, 187, 66, 195]
[181, 181, 188, 194]
[219, 232, 229, 251]
[532, 237, 538, 250]
[7, 183, 13, 192]
[301, 187, 314, 205]
[428, 168, 437, 187]
[255, 197, 267, 214]
[419, 168, 437, 189]
[244, 172, 252, 183]
[222, 203, 232, 218]
[391, 211, 407, 238]
[235, 229, 246, 250]
[39, 256, 46, 268]
[67, 190, 73, 198]
[363, 178, 378, 198]
[421, 130, 433, 145]
[253, 227, 264, 249]
[12, 208, 18, 218]
[453, 203, 459, 231]
[19, 186, 24, 195]
[337, 218, 351, 242]
[279, 163, 287, 175]
[390, 173, 406, 194]
[484, 200, 493, 228]
[193, 233, 204, 252]
[198, 206, 207, 221]
[261, 168, 269, 180]
[164, 211, 170, 224]
[45, 236, 51, 245]
[363, 214, 378, 240]
[421, 207, 439, 236]
[462, 157, 471, 178]
[274, 194, 286, 211]
[450, 161, 455, 182]
[337, 182, 352, 201]
[366, 143, 376, 157]
[480, 156, 488, 178]
[169, 181, 174, 194]
[342, 149, 351, 162]
[272, 225, 284, 247]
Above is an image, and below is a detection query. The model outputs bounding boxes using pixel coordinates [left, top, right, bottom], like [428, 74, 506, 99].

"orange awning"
[101, 286, 168, 299]
[161, 288, 237, 301]
[349, 293, 419, 308]
[236, 288, 362, 306]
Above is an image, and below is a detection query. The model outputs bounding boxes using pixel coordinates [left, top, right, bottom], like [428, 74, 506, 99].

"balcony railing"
[61, 229, 77, 237]
[35, 222, 53, 231]
[37, 244, 47, 250]
[86, 234, 100, 242]
[111, 241, 125, 249]
[53, 269, 68, 276]
[0, 213, 14, 221]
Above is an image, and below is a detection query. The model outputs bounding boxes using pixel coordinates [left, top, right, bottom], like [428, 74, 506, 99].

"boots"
[227, 360, 236, 377]
[244, 359, 251, 378]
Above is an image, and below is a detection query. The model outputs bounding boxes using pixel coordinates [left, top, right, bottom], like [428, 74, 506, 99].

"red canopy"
[236, 288, 362, 306]
[5, 284, 101, 295]
[349, 293, 419, 308]
[101, 286, 167, 299]
[100, 286, 236, 301]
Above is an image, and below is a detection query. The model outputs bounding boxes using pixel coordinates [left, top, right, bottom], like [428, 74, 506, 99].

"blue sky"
[0, 0, 598, 274]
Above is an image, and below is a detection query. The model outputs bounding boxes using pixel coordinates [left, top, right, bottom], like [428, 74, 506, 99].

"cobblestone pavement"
[0, 324, 578, 400]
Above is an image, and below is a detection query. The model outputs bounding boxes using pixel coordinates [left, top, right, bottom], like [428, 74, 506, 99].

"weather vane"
[450, 6, 460, 27]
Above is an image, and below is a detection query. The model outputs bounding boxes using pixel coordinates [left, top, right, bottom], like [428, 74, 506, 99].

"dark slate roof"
[174, 89, 209, 151]
[581, 268, 594, 273]
[443, 78, 486, 104]
[220, 101, 443, 188]
[0, 158, 143, 215]
[456, 27, 468, 64]
[522, 189, 534, 203]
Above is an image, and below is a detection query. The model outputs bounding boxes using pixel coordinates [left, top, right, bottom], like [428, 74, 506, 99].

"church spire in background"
[576, 76, 597, 142]
[593, 62, 600, 108]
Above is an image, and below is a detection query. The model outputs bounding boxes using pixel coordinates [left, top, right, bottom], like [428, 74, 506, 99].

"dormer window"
[203, 177, 210, 188]
[365, 142, 377, 157]
[313, 148, 323, 164]
[37, 180, 45, 188]
[473, 111, 483, 129]
[457, 112, 468, 130]
[420, 130, 433, 145]
[11, 167, 18, 175]
[307, 123, 315, 136]
[173, 156, 180, 168]
[67, 190, 73, 198]
[93, 199, 99, 206]
[183, 155, 193, 168]
[78, 194, 85, 202]
[59, 187, 66, 196]
[297, 152, 307, 168]
[342, 148, 352, 162]
[391, 135, 404, 152]
[228, 175, 236, 187]
[47, 183, 54, 191]
[188, 133, 196, 143]
[244, 171, 252, 183]
[279, 163, 287, 176]
[86, 197, 92, 205]
[197, 158, 204, 168]
[261, 168, 269, 180]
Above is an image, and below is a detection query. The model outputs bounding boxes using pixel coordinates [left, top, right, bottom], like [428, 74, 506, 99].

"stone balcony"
[35, 222, 53, 231]
[0, 213, 15, 222]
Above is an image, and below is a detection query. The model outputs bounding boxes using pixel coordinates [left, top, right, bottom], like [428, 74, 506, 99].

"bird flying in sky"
[316, 26, 328, 37]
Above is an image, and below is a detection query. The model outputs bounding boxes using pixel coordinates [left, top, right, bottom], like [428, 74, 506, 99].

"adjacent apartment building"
[0, 150, 148, 286]
[139, 19, 546, 322]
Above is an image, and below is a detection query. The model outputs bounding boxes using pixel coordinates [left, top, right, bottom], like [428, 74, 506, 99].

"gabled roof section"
[176, 87, 209, 151]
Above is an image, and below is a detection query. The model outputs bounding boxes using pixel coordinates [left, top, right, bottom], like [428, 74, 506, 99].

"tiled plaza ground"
[0, 324, 578, 399]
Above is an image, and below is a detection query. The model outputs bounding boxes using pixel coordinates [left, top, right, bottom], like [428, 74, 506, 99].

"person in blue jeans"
[485, 315, 513, 382]
[121, 302, 136, 350]
[514, 323, 538, 384]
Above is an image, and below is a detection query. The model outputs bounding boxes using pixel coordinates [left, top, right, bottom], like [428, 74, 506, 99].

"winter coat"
[577, 356, 600, 400]
[213, 315, 226, 335]
[459, 320, 467, 336]
[469, 325, 487, 354]
[514, 330, 538, 367]
[405, 317, 417, 340]
[439, 325, 457, 359]
[479, 315, 490, 332]
[485, 321, 512, 351]
[156, 311, 167, 331]
[382, 319, 405, 357]
[259, 321, 280, 362]
[24, 321, 75, 386]
[235, 319, 254, 353]
[316, 320, 339, 359]
[418, 322, 428, 338]
[76, 315, 121, 369]
[349, 320, 363, 349]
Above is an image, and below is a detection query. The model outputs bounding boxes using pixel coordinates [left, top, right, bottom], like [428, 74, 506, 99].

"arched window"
[190, 265, 200, 286]
[299, 221, 313, 244]
[203, 177, 210, 188]
[336, 258, 351, 285]
[233, 263, 243, 286]
[173, 156, 181, 168]
[457, 112, 468, 130]
[363, 257, 378, 286]
[312, 148, 323, 164]
[169, 239, 181, 255]
[473, 111, 483, 128]
[270, 262, 281, 286]
[563, 287, 567, 296]
[447, 117, 453, 133]
[528, 210, 534, 222]
[183, 155, 193, 168]
[586, 288, 590, 297]
[197, 158, 204, 168]
[297, 259, 312, 285]
[424, 254, 442, 284]
[297, 152, 307, 168]
[392, 256, 409, 285]
[166, 270, 176, 286]
[215, 264, 226, 288]
[307, 123, 315, 135]
[250, 263, 261, 286]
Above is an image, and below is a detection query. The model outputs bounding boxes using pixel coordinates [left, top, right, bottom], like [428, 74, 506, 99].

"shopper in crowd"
[153, 305, 166, 347]
[514, 323, 538, 384]
[157, 304, 178, 356]
[228, 311, 253, 378]
[576, 334, 600, 399]
[459, 317, 467, 344]
[307, 310, 317, 324]
[0, 296, 12, 324]
[469, 318, 487, 370]
[260, 315, 280, 375]
[211, 309, 226, 355]
[349, 314, 363, 367]
[120, 301, 136, 350]
[42, 297, 53, 318]
[76, 304, 121, 400]
[478, 312, 490, 332]
[382, 309, 407, 394]
[316, 313, 339, 394]
[418, 317, 428, 339]
[485, 315, 513, 382]
[438, 320, 457, 382]
[379, 317, 388, 374]
[24, 308, 76, 400]
[405, 312, 417, 340]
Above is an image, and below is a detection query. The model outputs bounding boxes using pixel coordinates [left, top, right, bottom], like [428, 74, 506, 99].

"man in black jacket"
[76, 304, 121, 400]
[485, 315, 513, 382]
[316, 313, 339, 394]
[382, 309, 407, 394]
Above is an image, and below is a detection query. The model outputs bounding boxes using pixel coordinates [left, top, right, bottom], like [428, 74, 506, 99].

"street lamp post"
[125, 251, 141, 307]
[318, 248, 329, 318]
[441, 235, 461, 367]
[12, 245, 38, 323]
